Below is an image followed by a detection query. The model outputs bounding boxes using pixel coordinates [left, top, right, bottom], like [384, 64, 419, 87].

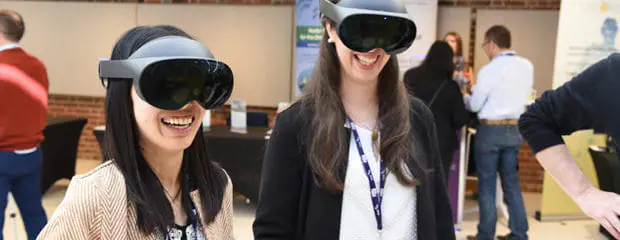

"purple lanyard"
[347, 118, 386, 231]
[494, 52, 515, 59]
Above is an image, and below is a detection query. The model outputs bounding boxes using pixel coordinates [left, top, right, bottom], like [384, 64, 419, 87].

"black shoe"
[497, 234, 523, 240]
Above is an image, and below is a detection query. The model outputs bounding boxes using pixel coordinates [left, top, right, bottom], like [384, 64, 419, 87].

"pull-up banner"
[294, 0, 322, 97]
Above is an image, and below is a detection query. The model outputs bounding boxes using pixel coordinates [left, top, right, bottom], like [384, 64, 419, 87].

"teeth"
[357, 55, 377, 65]
[163, 117, 193, 126]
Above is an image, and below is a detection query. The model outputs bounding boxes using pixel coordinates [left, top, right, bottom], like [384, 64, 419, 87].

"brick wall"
[518, 143, 544, 192]
[439, 0, 560, 9]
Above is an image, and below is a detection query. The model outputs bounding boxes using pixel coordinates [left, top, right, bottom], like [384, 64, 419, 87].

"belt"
[480, 119, 518, 125]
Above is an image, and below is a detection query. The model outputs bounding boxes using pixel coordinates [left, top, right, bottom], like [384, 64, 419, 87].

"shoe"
[497, 234, 523, 240]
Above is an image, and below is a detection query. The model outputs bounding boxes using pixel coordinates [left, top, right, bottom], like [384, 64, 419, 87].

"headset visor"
[99, 57, 233, 110]
[320, 0, 417, 55]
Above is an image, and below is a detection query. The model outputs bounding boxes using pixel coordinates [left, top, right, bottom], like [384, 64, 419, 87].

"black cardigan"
[519, 53, 620, 154]
[252, 98, 456, 240]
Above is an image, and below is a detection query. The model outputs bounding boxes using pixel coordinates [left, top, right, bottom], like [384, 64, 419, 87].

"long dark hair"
[300, 17, 419, 192]
[103, 25, 227, 235]
[417, 40, 455, 81]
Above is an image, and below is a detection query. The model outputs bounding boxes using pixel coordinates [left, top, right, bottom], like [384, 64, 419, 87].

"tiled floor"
[2, 160, 610, 240]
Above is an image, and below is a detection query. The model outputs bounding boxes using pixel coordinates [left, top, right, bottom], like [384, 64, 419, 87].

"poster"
[400, 0, 439, 77]
[552, 0, 619, 88]
[539, 0, 619, 220]
[294, 0, 322, 97]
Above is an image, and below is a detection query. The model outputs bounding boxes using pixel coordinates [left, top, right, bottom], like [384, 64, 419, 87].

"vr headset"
[98, 36, 233, 110]
[320, 0, 417, 55]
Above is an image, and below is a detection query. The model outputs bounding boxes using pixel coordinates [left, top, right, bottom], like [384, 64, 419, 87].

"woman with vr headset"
[253, 0, 455, 239]
[37, 26, 234, 240]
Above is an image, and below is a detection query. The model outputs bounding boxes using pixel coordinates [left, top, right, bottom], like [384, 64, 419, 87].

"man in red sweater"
[0, 9, 48, 240]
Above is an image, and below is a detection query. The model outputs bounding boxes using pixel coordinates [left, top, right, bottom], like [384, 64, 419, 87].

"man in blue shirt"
[465, 25, 533, 240]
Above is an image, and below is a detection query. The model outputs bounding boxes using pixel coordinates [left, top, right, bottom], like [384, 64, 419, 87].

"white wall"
[1, 1, 137, 97]
[1, 1, 294, 107]
[475, 9, 560, 92]
[437, 6, 472, 58]
[137, 4, 293, 107]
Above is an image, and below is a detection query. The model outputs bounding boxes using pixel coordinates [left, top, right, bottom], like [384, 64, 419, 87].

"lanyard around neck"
[346, 117, 386, 231]
[495, 51, 516, 59]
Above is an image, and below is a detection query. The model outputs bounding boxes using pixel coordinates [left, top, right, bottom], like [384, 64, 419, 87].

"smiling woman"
[37, 25, 235, 240]
[252, 0, 455, 240]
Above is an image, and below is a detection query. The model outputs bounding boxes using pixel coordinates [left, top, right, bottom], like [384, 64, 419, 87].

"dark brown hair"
[300, 18, 419, 192]
[485, 25, 511, 49]
[0, 9, 24, 42]
[443, 32, 463, 57]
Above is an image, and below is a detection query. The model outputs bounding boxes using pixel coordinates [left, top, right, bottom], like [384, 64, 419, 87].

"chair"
[40, 118, 88, 194]
[589, 145, 620, 239]
[93, 125, 106, 160]
[204, 133, 268, 202]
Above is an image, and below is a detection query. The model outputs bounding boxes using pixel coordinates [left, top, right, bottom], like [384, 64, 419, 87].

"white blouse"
[339, 126, 417, 240]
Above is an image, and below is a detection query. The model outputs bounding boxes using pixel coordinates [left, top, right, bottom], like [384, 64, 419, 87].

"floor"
[2, 160, 609, 240]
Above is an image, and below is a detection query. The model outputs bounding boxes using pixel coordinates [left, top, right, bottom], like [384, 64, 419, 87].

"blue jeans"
[475, 124, 528, 240]
[0, 149, 48, 240]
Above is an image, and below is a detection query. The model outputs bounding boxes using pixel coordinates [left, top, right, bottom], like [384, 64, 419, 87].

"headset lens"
[139, 59, 233, 110]
[339, 14, 416, 54]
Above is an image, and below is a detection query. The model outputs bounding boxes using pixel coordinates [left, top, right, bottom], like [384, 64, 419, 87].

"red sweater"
[0, 47, 49, 151]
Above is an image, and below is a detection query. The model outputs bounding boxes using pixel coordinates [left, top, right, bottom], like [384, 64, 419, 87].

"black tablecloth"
[41, 117, 87, 194]
[203, 126, 270, 202]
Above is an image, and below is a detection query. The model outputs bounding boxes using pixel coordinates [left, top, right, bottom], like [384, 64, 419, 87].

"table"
[41, 116, 88, 194]
[203, 126, 270, 203]
[91, 125, 270, 202]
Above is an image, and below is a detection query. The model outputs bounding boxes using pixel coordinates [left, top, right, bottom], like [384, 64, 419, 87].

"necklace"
[371, 127, 380, 143]
[163, 186, 182, 202]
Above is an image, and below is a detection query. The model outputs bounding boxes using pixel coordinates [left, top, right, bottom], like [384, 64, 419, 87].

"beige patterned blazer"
[37, 161, 234, 240]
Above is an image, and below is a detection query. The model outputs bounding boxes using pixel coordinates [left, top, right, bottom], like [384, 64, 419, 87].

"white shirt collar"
[0, 43, 20, 52]
[495, 50, 516, 57]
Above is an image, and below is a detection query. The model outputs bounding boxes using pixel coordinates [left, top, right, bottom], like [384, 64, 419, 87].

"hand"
[463, 84, 473, 95]
[575, 187, 620, 239]
[453, 70, 463, 80]
[466, 67, 475, 85]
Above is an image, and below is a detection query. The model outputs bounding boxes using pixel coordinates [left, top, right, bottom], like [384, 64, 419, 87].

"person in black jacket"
[404, 40, 469, 180]
[519, 53, 620, 239]
[252, 0, 455, 239]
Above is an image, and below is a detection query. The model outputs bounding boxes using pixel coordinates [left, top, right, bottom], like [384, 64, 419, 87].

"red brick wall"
[439, 0, 560, 9]
[519, 143, 544, 193]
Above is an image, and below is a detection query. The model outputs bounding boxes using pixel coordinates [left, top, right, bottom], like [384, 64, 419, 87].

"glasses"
[481, 40, 491, 48]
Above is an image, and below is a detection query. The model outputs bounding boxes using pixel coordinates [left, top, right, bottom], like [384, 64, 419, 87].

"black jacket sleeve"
[447, 80, 469, 130]
[253, 106, 304, 239]
[518, 53, 619, 154]
[417, 101, 457, 240]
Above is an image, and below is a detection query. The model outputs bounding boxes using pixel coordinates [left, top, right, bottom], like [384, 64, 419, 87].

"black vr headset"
[98, 36, 234, 110]
[320, 0, 418, 55]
